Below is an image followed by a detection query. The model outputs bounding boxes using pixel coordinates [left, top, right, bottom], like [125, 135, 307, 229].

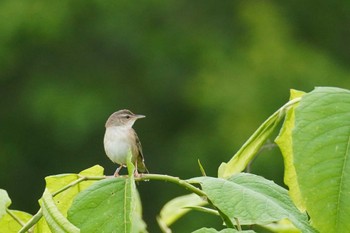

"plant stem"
[136, 174, 207, 197]
[6, 209, 33, 233]
[18, 209, 42, 233]
[52, 175, 106, 196]
[234, 217, 241, 231]
[136, 174, 236, 228]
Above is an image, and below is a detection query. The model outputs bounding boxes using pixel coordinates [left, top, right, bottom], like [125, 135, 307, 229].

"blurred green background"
[1, 0, 350, 232]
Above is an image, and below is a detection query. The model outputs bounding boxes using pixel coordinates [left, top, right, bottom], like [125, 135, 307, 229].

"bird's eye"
[125, 115, 130, 119]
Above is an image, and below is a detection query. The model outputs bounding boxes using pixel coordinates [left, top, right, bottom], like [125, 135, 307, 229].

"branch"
[136, 174, 206, 197]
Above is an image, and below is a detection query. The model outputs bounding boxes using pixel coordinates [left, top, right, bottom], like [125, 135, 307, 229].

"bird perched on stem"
[103, 109, 148, 176]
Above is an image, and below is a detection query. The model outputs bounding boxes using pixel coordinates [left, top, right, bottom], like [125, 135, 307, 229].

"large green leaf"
[191, 174, 315, 233]
[67, 177, 146, 233]
[293, 87, 350, 232]
[35, 165, 104, 232]
[218, 97, 300, 178]
[275, 89, 306, 211]
[45, 165, 104, 215]
[68, 151, 146, 233]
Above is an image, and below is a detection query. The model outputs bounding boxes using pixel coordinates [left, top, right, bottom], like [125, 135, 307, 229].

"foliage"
[2, 1, 350, 231]
[1, 87, 350, 232]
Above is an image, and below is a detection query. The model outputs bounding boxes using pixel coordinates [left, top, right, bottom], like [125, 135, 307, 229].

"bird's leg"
[134, 161, 140, 177]
[114, 165, 124, 177]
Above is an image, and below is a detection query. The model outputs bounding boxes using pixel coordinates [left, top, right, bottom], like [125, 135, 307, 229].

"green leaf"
[126, 149, 135, 176]
[45, 165, 104, 194]
[191, 174, 315, 232]
[125, 149, 147, 232]
[0, 189, 11, 219]
[186, 206, 219, 216]
[75, 165, 105, 190]
[275, 89, 306, 211]
[263, 219, 301, 233]
[198, 159, 207, 176]
[157, 193, 207, 232]
[0, 210, 33, 233]
[67, 178, 147, 233]
[0, 189, 33, 232]
[35, 217, 51, 233]
[40, 189, 80, 233]
[36, 165, 104, 231]
[192, 227, 255, 233]
[293, 87, 350, 232]
[45, 165, 104, 214]
[218, 98, 300, 178]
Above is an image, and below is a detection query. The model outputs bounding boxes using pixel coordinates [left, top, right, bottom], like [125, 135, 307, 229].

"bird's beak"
[134, 114, 146, 119]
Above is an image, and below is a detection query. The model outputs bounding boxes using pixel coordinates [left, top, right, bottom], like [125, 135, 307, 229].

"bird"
[103, 109, 148, 176]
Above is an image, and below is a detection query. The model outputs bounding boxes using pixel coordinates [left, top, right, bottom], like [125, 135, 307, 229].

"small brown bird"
[103, 109, 148, 176]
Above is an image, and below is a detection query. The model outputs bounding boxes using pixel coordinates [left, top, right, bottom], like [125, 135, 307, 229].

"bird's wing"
[134, 130, 149, 173]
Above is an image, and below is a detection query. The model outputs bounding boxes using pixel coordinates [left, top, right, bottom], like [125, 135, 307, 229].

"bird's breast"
[104, 126, 133, 165]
